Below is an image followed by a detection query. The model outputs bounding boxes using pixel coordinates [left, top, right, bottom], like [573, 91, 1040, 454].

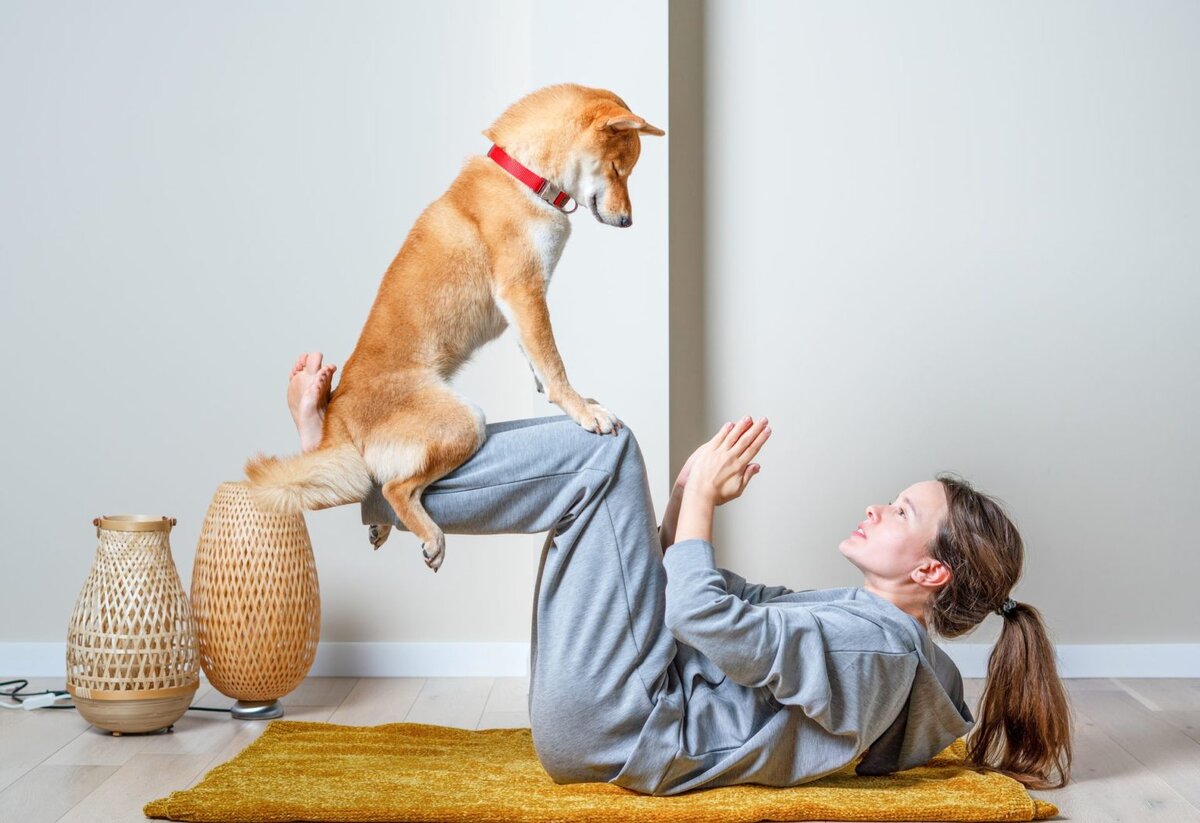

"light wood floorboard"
[3, 676, 1200, 822]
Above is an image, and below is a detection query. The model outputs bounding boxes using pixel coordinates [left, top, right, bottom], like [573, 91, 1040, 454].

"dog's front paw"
[421, 532, 447, 572]
[571, 398, 621, 435]
[369, 524, 392, 550]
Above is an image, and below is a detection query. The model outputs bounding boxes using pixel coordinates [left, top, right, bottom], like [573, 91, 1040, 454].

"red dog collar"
[487, 144, 578, 214]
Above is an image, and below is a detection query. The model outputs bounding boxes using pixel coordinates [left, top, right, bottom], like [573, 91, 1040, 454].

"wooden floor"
[1, 676, 1198, 822]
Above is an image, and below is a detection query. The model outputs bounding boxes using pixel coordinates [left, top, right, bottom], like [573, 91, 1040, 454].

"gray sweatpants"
[360, 415, 677, 783]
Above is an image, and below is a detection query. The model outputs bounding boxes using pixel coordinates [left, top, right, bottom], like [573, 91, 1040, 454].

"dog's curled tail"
[244, 445, 373, 513]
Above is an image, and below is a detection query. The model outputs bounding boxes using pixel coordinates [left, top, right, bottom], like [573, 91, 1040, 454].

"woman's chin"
[837, 542, 863, 569]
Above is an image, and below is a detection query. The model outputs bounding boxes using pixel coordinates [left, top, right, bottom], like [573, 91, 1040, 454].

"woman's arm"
[719, 567, 796, 603]
[658, 482, 685, 551]
[663, 538, 918, 718]
[676, 483, 717, 543]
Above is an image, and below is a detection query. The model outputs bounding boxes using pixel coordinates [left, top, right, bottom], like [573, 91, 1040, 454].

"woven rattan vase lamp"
[191, 481, 320, 720]
[66, 515, 200, 734]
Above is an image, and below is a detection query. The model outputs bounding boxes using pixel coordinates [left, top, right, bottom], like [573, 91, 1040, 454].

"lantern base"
[69, 684, 197, 734]
[232, 699, 284, 720]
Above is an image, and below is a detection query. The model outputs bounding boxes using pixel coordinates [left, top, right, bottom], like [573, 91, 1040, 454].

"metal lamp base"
[231, 700, 284, 720]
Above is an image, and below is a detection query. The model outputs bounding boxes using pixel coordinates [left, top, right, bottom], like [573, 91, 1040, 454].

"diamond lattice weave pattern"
[68, 525, 199, 693]
[143, 721, 1058, 822]
[191, 482, 320, 702]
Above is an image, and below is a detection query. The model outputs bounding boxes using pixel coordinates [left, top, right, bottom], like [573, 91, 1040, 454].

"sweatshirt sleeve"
[663, 538, 832, 705]
[718, 567, 795, 604]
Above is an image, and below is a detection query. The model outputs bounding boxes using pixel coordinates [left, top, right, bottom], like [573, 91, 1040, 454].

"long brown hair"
[924, 472, 1073, 789]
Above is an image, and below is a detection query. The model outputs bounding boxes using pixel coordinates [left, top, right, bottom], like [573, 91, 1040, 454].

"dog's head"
[485, 85, 664, 228]
[569, 100, 664, 228]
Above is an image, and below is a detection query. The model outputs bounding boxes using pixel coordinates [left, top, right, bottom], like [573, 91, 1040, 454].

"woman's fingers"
[741, 424, 772, 463]
[722, 416, 755, 449]
[731, 417, 769, 457]
[728, 462, 760, 501]
[710, 421, 734, 445]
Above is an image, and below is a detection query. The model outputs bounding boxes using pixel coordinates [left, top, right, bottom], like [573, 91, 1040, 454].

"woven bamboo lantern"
[191, 481, 320, 720]
[66, 515, 199, 735]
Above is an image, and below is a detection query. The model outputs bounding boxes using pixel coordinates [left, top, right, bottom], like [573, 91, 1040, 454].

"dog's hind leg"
[368, 524, 392, 550]
[367, 387, 487, 572]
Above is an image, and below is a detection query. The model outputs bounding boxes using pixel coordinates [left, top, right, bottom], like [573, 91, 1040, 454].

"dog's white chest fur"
[530, 217, 571, 286]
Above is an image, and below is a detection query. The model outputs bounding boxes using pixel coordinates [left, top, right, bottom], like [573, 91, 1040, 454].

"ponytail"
[966, 601, 1073, 789]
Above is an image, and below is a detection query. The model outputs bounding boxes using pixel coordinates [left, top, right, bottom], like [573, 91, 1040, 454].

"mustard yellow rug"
[144, 721, 1058, 822]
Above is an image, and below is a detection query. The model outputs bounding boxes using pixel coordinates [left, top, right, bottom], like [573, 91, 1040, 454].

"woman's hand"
[669, 416, 770, 547]
[684, 416, 770, 506]
[661, 417, 770, 551]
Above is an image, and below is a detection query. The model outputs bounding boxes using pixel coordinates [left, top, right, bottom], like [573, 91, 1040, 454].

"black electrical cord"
[1, 678, 232, 713]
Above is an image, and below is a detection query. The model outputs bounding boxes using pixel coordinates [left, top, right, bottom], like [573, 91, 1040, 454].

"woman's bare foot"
[288, 352, 336, 453]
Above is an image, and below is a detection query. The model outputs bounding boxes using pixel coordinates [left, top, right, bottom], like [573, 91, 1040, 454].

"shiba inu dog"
[245, 84, 663, 571]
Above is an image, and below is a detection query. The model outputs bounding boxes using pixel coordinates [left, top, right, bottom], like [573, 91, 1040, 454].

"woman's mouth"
[852, 526, 867, 539]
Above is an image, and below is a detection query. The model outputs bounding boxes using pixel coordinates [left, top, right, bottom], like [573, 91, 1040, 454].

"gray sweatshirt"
[614, 538, 975, 795]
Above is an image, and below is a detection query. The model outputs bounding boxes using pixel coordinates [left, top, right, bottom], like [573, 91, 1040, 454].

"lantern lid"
[93, 515, 176, 532]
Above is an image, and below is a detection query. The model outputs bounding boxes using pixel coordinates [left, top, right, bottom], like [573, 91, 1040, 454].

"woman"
[286, 352, 1073, 794]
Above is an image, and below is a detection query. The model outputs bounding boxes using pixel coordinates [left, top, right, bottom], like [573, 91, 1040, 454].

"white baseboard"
[0, 642, 532, 681]
[940, 643, 1200, 678]
[3, 642, 1198, 680]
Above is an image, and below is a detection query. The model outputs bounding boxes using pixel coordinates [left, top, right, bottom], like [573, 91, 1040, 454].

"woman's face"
[838, 479, 950, 586]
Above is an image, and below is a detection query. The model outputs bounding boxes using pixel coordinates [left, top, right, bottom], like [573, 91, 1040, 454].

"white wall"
[0, 1, 669, 655]
[531, 1, 670, 504]
[3, 0, 1195, 677]
[700, 0, 1200, 646]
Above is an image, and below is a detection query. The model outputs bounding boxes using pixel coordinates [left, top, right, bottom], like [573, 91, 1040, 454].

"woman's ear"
[913, 558, 952, 588]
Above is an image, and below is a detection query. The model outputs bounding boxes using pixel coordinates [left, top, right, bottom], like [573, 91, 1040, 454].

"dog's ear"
[600, 111, 665, 137]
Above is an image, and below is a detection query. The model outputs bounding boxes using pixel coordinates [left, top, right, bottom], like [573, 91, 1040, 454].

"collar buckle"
[535, 180, 578, 214]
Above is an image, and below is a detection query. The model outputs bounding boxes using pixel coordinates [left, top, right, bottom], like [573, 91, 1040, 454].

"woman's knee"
[554, 415, 639, 458]
[614, 424, 648, 474]
[533, 417, 647, 486]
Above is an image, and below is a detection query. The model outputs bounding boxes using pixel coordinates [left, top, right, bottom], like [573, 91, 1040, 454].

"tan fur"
[245, 84, 663, 571]
[245, 443, 373, 512]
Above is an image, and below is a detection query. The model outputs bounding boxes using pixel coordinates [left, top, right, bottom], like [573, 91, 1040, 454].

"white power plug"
[21, 693, 67, 711]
